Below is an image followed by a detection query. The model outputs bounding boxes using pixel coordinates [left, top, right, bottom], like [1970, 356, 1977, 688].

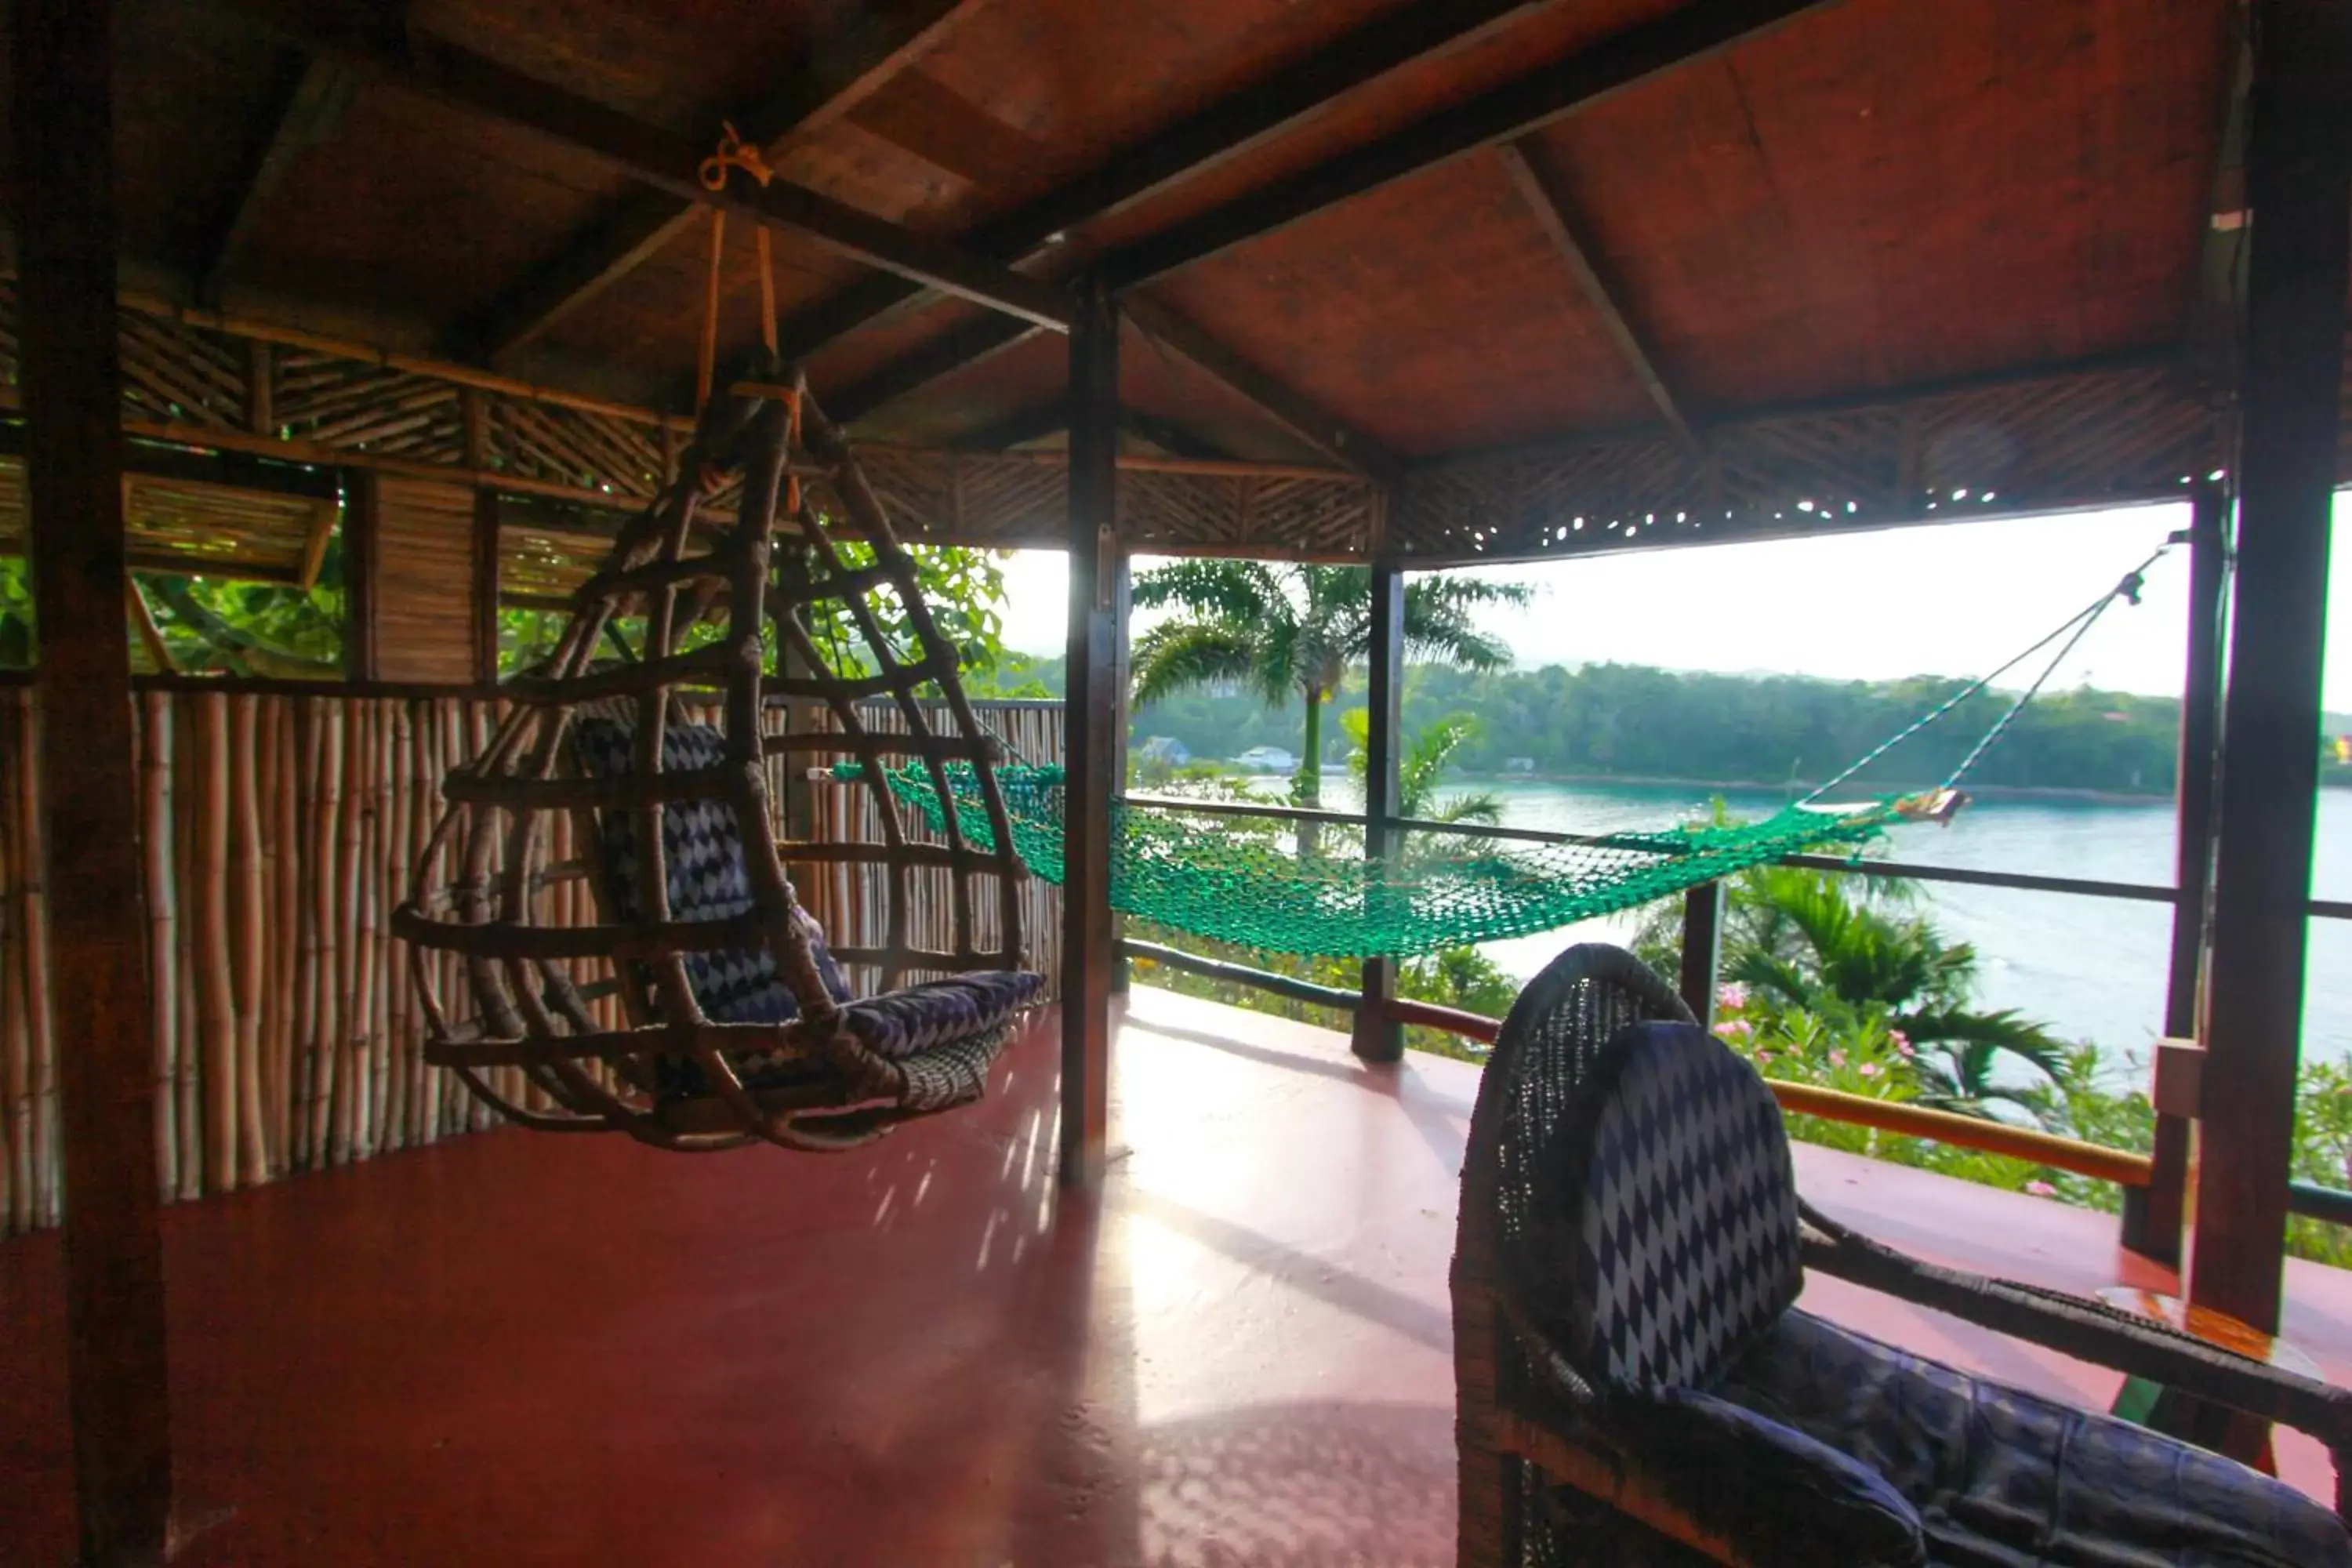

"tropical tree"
[1127, 561, 1530, 809]
[1340, 706, 1504, 843]
[1669, 864, 2068, 1114]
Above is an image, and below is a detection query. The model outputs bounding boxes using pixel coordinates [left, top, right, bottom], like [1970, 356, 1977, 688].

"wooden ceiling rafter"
[1121, 292, 1405, 488]
[1098, 0, 1846, 292]
[771, 0, 1565, 365]
[2184, 2, 2255, 400]
[218, 0, 1069, 331]
[466, 0, 990, 362]
[1495, 140, 1700, 456]
[957, 395, 1070, 452]
[200, 54, 365, 307]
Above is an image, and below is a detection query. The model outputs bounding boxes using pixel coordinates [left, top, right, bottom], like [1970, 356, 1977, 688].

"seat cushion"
[1534, 1020, 1804, 1394]
[574, 715, 849, 1022]
[1718, 1308, 2352, 1568]
[713, 971, 1045, 1093]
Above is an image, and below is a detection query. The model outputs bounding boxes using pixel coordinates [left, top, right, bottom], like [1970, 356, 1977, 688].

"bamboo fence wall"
[0, 688, 1067, 1236]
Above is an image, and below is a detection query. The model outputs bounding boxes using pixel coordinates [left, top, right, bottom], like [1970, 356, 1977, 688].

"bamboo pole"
[141, 693, 177, 1200]
[421, 700, 448, 1142]
[384, 701, 413, 1149]
[333, 698, 365, 1163]
[307, 700, 342, 1165]
[197, 691, 237, 1194]
[267, 697, 297, 1172]
[2, 690, 31, 1232]
[172, 699, 200, 1201]
[20, 691, 58, 1225]
[358, 701, 385, 1157]
[231, 695, 267, 1186]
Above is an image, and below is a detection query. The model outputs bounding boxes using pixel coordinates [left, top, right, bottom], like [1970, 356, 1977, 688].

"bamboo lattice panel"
[1396, 364, 2227, 564]
[0, 456, 334, 585]
[0, 690, 1066, 1234]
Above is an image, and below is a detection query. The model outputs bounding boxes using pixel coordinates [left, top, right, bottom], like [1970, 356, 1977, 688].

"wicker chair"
[1454, 943, 2352, 1566]
[393, 361, 1041, 1152]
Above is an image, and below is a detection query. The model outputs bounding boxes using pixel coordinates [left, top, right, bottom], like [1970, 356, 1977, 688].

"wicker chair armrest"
[1799, 1207, 2352, 1453]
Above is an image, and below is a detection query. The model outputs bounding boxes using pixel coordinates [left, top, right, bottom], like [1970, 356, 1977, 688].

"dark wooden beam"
[1677, 881, 1726, 1026]
[1101, 0, 1843, 291]
[1121, 292, 1404, 487]
[223, 0, 1068, 331]
[2125, 486, 2227, 1267]
[1496, 140, 1700, 455]
[1120, 408, 1235, 463]
[771, 0, 1560, 361]
[953, 399, 1238, 459]
[826, 313, 1042, 426]
[1352, 558, 1405, 1063]
[344, 469, 379, 681]
[9, 0, 175, 1559]
[956, 395, 1068, 452]
[2185, 4, 2256, 394]
[1060, 272, 1119, 1189]
[2190, 0, 2352, 1337]
[469, 0, 985, 359]
[201, 54, 361, 305]
[470, 487, 500, 685]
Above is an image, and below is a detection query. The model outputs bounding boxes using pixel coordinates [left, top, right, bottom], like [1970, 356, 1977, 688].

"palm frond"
[1131, 559, 1293, 624]
[1130, 622, 1263, 710]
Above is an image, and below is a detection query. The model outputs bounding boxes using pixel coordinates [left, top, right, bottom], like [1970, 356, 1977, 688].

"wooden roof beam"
[958, 396, 1069, 452]
[220, 0, 1068, 332]
[769, 0, 1563, 362]
[1496, 140, 1700, 456]
[953, 398, 1239, 459]
[2184, 2, 2254, 394]
[1121, 293, 1403, 488]
[1101, 0, 1845, 291]
[466, 0, 986, 361]
[201, 55, 363, 307]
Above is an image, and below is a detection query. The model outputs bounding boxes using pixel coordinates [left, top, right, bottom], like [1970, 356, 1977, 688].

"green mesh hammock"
[833, 542, 2170, 960]
[836, 760, 1899, 958]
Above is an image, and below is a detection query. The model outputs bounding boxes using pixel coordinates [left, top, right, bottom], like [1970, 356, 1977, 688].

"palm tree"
[1128, 561, 1529, 810]
[1341, 709, 1503, 826]
[1718, 866, 2067, 1115]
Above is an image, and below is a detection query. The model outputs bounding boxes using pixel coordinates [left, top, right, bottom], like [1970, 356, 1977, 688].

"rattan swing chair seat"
[393, 361, 1042, 1153]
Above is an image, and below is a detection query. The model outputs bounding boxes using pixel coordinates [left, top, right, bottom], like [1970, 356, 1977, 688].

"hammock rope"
[839, 542, 2178, 960]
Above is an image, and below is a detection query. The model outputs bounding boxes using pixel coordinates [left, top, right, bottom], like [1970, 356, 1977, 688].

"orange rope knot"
[699, 122, 775, 191]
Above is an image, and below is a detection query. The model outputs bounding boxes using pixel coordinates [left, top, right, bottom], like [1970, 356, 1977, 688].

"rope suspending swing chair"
[395, 201, 1041, 1153]
[854, 540, 2180, 960]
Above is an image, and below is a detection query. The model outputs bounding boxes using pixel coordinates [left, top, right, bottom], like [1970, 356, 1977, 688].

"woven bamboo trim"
[0, 285, 2251, 571]
[1399, 362, 2226, 564]
[397, 362, 1034, 1153]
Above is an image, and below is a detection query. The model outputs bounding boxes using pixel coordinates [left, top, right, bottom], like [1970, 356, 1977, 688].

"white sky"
[993, 498, 2352, 711]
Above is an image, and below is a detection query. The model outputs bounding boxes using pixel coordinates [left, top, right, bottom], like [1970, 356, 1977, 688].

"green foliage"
[3, 550, 345, 678]
[1128, 561, 1529, 807]
[495, 544, 1014, 684]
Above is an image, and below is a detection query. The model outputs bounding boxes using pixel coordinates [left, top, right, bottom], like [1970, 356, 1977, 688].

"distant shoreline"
[1463, 770, 2183, 807]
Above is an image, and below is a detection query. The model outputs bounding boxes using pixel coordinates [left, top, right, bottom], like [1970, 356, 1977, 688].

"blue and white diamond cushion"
[572, 715, 850, 1019]
[1552, 1019, 1805, 1394]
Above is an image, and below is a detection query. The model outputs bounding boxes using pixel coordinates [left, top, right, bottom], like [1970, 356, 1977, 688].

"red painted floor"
[5, 988, 2352, 1564]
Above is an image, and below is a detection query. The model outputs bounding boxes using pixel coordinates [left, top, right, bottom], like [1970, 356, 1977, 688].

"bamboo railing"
[0, 688, 1068, 1235]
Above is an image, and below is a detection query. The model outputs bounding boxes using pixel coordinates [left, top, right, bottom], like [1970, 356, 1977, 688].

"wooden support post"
[2125, 487, 2227, 1265]
[1109, 554, 1134, 996]
[1678, 880, 1726, 1029]
[2190, 0, 2352, 1337]
[1060, 273, 1118, 1188]
[343, 470, 379, 682]
[1353, 559, 1406, 1063]
[9, 0, 175, 1559]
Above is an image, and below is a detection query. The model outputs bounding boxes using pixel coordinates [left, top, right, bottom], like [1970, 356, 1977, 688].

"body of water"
[1288, 775, 2352, 1067]
[1468, 780, 2352, 1069]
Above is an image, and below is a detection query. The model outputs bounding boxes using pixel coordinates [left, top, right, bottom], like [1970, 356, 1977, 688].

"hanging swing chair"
[393, 361, 1043, 1152]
